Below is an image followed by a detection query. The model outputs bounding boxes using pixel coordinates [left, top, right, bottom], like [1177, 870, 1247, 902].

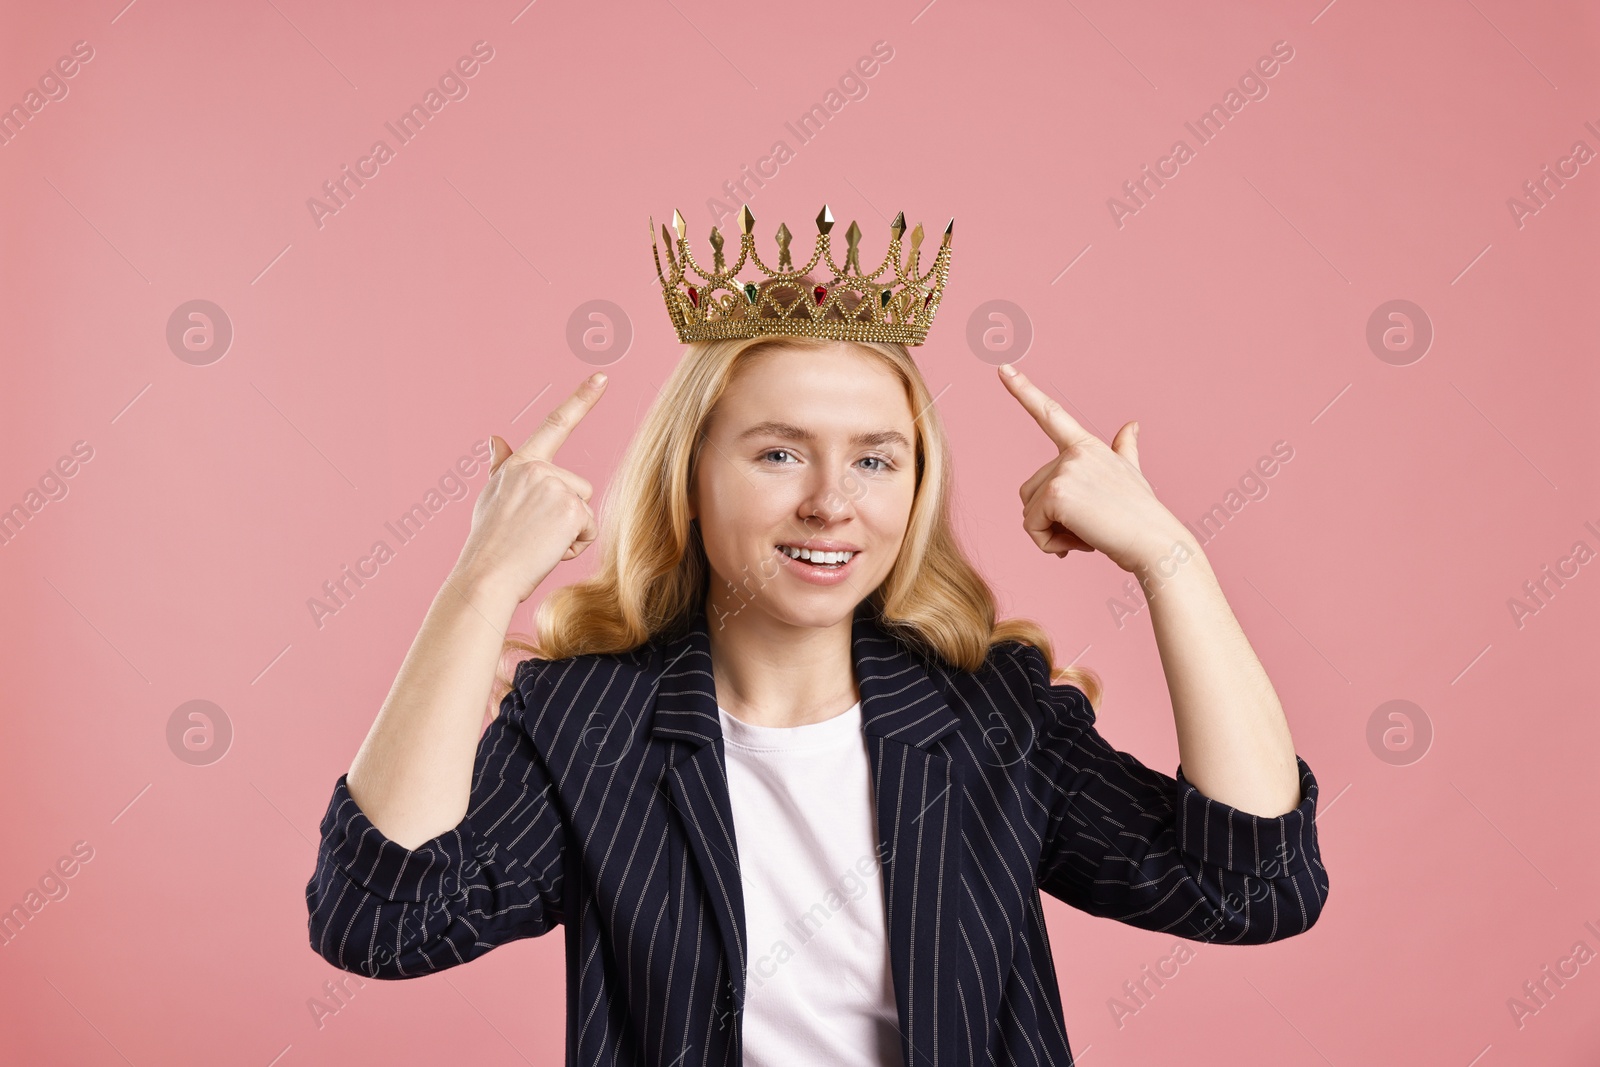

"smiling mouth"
[775, 545, 857, 567]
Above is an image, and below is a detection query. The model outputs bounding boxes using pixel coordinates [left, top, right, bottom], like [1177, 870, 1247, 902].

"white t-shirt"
[716, 699, 904, 1067]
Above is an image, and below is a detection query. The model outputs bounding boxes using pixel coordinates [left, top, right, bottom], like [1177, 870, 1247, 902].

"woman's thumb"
[1112, 420, 1141, 471]
[488, 434, 511, 474]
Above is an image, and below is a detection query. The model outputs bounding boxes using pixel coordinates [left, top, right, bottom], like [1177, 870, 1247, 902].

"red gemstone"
[687, 285, 699, 308]
[814, 285, 827, 304]
[923, 292, 932, 307]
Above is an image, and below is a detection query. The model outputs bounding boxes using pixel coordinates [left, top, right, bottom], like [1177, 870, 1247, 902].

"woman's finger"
[1042, 526, 1094, 553]
[516, 373, 608, 464]
[548, 466, 594, 501]
[1021, 491, 1061, 552]
[997, 365, 1096, 453]
[1031, 510, 1093, 553]
[560, 499, 599, 560]
[1022, 484, 1094, 554]
[1017, 454, 1061, 507]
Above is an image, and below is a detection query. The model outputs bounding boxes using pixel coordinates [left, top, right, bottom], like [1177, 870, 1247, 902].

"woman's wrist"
[1125, 528, 1210, 594]
[441, 564, 526, 622]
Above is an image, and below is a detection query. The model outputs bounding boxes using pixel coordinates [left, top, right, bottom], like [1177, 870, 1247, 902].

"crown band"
[651, 203, 953, 347]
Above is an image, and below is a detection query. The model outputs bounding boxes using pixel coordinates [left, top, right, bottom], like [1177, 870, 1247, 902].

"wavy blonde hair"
[492, 326, 1100, 712]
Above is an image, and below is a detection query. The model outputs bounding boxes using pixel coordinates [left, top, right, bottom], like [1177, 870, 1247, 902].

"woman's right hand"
[452, 372, 609, 607]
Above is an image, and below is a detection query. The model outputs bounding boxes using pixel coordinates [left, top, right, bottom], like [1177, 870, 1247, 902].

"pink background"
[2, 0, 1597, 1063]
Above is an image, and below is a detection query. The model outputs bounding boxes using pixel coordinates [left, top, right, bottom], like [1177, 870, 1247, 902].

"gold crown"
[650, 204, 954, 346]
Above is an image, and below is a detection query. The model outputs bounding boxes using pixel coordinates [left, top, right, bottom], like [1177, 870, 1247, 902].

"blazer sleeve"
[1015, 642, 1329, 944]
[305, 657, 567, 978]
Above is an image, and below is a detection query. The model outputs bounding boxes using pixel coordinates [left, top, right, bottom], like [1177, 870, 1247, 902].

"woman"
[305, 211, 1328, 1067]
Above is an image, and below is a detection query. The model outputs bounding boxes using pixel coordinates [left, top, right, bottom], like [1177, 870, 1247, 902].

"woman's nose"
[800, 466, 855, 522]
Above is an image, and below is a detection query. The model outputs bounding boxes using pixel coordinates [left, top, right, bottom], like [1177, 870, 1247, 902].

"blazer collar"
[648, 598, 963, 750]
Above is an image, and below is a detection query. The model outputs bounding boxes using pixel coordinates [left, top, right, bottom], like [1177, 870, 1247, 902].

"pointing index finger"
[999, 364, 1093, 452]
[517, 372, 608, 462]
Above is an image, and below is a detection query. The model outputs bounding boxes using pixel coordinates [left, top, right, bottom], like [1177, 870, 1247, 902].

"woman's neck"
[705, 607, 861, 728]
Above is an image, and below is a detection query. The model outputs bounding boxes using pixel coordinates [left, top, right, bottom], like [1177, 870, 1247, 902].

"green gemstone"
[879, 289, 892, 308]
[744, 282, 759, 304]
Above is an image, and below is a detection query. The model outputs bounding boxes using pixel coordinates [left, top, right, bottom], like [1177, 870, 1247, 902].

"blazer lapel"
[851, 603, 966, 1067]
[647, 601, 966, 1066]
[647, 613, 749, 1016]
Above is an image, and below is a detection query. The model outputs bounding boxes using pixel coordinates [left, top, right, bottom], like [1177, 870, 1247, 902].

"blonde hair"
[492, 324, 1100, 712]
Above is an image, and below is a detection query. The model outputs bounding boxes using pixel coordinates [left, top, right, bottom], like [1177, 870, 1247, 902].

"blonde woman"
[306, 214, 1328, 1067]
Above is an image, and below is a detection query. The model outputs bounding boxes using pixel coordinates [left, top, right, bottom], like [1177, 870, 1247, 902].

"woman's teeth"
[777, 545, 854, 565]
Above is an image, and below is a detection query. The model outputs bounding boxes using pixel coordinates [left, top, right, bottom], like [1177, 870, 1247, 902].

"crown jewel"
[651, 203, 954, 346]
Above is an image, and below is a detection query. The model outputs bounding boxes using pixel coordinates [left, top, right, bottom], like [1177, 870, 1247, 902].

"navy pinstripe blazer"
[306, 600, 1329, 1065]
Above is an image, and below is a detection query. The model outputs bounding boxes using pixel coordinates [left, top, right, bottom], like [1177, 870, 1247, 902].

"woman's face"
[689, 343, 919, 632]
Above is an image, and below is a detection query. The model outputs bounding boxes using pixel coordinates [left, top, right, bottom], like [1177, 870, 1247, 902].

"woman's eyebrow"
[734, 420, 910, 450]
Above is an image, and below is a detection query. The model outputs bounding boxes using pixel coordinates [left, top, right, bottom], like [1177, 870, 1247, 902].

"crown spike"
[904, 221, 924, 274]
[844, 220, 862, 273]
[650, 215, 665, 282]
[709, 226, 725, 270]
[672, 209, 687, 241]
[816, 204, 834, 235]
[661, 222, 679, 273]
[889, 211, 906, 241]
[941, 217, 954, 247]
[775, 222, 793, 269]
[737, 204, 755, 236]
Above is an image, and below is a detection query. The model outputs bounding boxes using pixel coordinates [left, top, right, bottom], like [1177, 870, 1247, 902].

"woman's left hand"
[998, 363, 1195, 573]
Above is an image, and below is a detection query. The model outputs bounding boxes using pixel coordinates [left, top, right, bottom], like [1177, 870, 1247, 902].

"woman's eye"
[760, 450, 892, 470]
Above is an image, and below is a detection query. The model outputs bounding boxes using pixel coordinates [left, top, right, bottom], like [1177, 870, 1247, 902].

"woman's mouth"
[776, 545, 855, 567]
[774, 544, 861, 586]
